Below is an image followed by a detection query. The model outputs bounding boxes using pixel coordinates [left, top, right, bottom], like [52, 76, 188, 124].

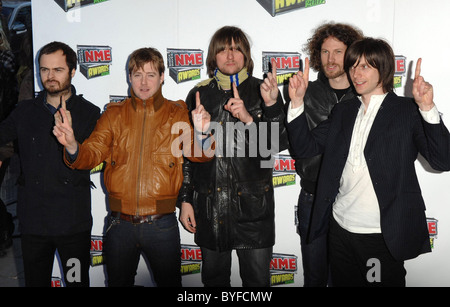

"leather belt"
[111, 211, 168, 224]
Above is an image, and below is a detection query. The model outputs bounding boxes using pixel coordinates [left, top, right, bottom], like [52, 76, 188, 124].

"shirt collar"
[357, 93, 388, 109]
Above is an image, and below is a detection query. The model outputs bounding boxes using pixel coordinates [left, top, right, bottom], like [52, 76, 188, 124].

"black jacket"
[0, 86, 101, 236]
[179, 76, 288, 252]
[290, 72, 356, 194]
[287, 92, 450, 260]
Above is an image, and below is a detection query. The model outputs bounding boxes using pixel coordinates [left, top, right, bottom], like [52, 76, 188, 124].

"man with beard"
[286, 23, 363, 287]
[0, 41, 100, 286]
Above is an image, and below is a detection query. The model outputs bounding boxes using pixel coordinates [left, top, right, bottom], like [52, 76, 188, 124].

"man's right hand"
[180, 202, 197, 233]
[53, 97, 78, 155]
[288, 57, 310, 109]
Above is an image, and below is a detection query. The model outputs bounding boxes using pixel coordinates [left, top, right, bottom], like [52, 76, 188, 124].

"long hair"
[344, 37, 395, 93]
[206, 26, 253, 77]
[304, 22, 363, 72]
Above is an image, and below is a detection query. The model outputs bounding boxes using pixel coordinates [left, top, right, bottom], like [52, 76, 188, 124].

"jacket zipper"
[136, 101, 147, 216]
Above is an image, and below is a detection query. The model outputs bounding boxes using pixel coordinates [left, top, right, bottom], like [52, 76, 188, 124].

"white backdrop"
[30, 0, 450, 287]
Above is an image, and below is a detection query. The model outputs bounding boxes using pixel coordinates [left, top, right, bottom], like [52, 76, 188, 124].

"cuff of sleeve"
[287, 103, 304, 123]
[419, 105, 440, 124]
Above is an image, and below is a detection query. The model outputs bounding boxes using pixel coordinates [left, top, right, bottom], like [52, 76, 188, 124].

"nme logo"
[90, 235, 104, 267]
[180, 244, 202, 276]
[270, 253, 297, 272]
[270, 253, 297, 286]
[273, 154, 296, 188]
[273, 154, 296, 173]
[262, 51, 301, 85]
[167, 48, 204, 84]
[394, 55, 406, 88]
[168, 52, 203, 68]
[395, 56, 406, 76]
[181, 244, 202, 262]
[82, 49, 112, 64]
[427, 218, 438, 237]
[77, 45, 112, 80]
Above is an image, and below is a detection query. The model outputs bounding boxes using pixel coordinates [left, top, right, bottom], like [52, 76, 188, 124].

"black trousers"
[200, 246, 272, 287]
[21, 231, 91, 287]
[328, 217, 406, 287]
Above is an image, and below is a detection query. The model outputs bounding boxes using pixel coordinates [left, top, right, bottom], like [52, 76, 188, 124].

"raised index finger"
[303, 57, 310, 82]
[195, 91, 201, 109]
[232, 82, 240, 99]
[415, 58, 422, 80]
[60, 95, 66, 110]
[271, 58, 277, 77]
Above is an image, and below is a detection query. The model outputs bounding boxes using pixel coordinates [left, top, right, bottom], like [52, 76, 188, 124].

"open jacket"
[65, 86, 212, 216]
[178, 76, 288, 252]
[287, 92, 450, 261]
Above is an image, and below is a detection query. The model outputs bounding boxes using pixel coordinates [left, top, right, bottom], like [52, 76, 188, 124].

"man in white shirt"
[286, 37, 450, 286]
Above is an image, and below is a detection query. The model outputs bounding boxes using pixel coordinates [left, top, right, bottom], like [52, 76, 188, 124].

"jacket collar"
[342, 92, 399, 148]
[317, 71, 356, 96]
[36, 85, 77, 110]
[130, 85, 164, 112]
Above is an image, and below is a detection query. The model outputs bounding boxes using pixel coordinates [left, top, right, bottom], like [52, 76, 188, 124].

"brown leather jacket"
[65, 86, 212, 216]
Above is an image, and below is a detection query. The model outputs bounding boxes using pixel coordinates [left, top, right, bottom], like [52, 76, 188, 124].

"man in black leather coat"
[288, 23, 363, 287]
[178, 26, 288, 287]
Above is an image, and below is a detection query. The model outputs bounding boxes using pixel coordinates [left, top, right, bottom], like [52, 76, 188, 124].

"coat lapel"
[341, 99, 360, 146]
[365, 92, 399, 145]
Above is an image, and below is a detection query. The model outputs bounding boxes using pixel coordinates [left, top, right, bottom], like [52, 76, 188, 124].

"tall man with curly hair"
[287, 22, 363, 287]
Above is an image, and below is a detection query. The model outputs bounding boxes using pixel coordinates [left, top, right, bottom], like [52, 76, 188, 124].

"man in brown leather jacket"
[53, 47, 213, 287]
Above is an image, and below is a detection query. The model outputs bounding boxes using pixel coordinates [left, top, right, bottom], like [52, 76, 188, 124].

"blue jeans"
[297, 189, 329, 287]
[104, 213, 181, 287]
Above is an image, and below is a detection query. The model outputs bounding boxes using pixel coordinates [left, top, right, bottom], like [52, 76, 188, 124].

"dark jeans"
[21, 231, 91, 287]
[329, 217, 406, 287]
[297, 189, 329, 287]
[200, 246, 272, 287]
[104, 212, 181, 287]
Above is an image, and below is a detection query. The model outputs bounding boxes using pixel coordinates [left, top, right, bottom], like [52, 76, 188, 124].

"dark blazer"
[287, 92, 450, 261]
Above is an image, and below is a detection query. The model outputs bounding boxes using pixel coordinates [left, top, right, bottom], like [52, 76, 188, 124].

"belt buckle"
[134, 215, 149, 224]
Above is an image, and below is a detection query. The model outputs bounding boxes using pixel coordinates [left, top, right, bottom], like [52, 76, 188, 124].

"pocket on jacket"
[193, 189, 212, 221]
[152, 153, 183, 196]
[235, 180, 273, 223]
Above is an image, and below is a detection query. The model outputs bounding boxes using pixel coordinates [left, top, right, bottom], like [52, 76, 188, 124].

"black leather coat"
[179, 76, 288, 252]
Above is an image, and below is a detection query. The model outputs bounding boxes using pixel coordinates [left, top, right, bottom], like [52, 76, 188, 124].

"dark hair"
[128, 47, 165, 76]
[344, 37, 395, 93]
[206, 26, 253, 77]
[38, 41, 77, 72]
[304, 22, 363, 72]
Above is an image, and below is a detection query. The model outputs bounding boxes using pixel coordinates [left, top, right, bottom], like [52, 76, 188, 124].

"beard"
[323, 64, 346, 80]
[44, 76, 72, 95]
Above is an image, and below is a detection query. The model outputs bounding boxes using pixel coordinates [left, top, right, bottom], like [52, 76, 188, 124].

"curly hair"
[304, 22, 363, 72]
